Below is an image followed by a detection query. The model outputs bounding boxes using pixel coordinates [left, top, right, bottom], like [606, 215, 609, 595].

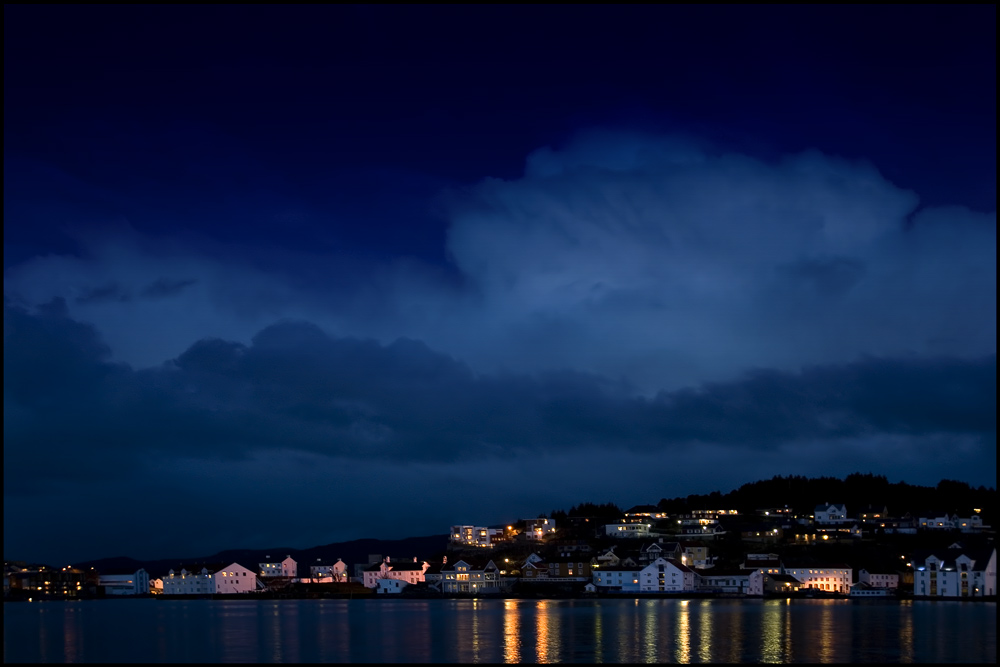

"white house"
[440, 558, 501, 594]
[913, 547, 997, 598]
[523, 517, 556, 541]
[98, 568, 150, 595]
[591, 565, 642, 592]
[214, 562, 262, 594]
[362, 557, 430, 589]
[918, 514, 957, 530]
[376, 578, 409, 594]
[605, 522, 652, 538]
[782, 563, 852, 594]
[850, 583, 893, 597]
[814, 503, 848, 524]
[162, 565, 216, 595]
[697, 569, 752, 594]
[451, 525, 505, 548]
[259, 555, 297, 578]
[309, 558, 349, 582]
[859, 569, 899, 589]
[639, 558, 699, 593]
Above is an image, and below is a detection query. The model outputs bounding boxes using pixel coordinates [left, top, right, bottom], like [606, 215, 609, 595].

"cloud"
[5, 300, 994, 495]
[3, 130, 996, 563]
[6, 130, 992, 397]
[441, 131, 996, 390]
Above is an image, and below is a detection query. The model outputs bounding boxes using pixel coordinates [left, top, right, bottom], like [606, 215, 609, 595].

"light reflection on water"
[760, 600, 783, 663]
[3, 597, 995, 663]
[818, 601, 835, 663]
[535, 599, 551, 663]
[697, 599, 712, 663]
[899, 600, 914, 664]
[675, 600, 691, 663]
[503, 600, 520, 664]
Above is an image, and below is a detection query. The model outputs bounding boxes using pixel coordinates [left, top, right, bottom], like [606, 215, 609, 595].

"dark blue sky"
[4, 5, 996, 565]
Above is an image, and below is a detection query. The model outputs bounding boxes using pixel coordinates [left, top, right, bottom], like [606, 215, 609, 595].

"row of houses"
[448, 505, 990, 551]
[7, 544, 995, 600]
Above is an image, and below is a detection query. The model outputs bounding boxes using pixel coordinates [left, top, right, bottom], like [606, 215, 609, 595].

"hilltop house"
[814, 503, 848, 524]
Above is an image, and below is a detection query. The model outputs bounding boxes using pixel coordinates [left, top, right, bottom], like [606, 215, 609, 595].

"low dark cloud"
[5, 300, 994, 499]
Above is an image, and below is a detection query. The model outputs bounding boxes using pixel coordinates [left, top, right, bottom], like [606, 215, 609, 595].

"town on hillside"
[6, 476, 996, 601]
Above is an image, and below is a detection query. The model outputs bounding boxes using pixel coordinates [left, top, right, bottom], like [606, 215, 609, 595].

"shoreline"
[6, 592, 996, 603]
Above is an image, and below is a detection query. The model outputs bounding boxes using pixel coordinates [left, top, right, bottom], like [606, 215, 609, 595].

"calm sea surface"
[3, 597, 996, 663]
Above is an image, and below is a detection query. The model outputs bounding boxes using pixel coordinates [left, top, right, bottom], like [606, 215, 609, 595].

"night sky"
[4, 6, 996, 565]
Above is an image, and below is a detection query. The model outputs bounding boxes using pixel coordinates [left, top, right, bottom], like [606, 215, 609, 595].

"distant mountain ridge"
[73, 534, 450, 577]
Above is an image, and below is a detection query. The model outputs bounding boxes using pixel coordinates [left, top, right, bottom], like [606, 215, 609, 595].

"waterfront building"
[214, 562, 262, 594]
[258, 555, 297, 578]
[98, 567, 150, 595]
[308, 557, 349, 582]
[850, 582, 893, 597]
[782, 561, 852, 594]
[591, 564, 642, 592]
[639, 557, 699, 592]
[858, 568, 899, 589]
[7, 565, 96, 598]
[697, 569, 753, 594]
[162, 565, 216, 595]
[440, 558, 500, 594]
[362, 557, 430, 589]
[912, 547, 997, 597]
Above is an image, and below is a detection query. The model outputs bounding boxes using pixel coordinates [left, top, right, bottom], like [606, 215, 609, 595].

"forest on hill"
[548, 473, 996, 524]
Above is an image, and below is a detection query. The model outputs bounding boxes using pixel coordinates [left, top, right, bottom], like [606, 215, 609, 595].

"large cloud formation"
[3, 131, 996, 562]
[5, 132, 995, 392]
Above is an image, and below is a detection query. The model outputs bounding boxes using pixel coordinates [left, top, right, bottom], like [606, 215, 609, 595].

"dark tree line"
[549, 502, 624, 524]
[655, 473, 996, 523]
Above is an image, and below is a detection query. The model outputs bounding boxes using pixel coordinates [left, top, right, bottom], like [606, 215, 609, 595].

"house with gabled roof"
[814, 503, 847, 524]
[639, 540, 680, 564]
[912, 547, 996, 597]
[258, 555, 297, 578]
[546, 555, 591, 581]
[162, 564, 219, 595]
[440, 558, 500, 594]
[639, 557, 699, 593]
[591, 563, 642, 592]
[782, 557, 852, 594]
[307, 557, 348, 582]
[214, 562, 264, 594]
[521, 560, 548, 579]
[858, 568, 899, 590]
[362, 557, 430, 589]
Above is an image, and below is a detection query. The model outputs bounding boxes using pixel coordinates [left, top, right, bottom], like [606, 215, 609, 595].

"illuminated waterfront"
[4, 598, 996, 663]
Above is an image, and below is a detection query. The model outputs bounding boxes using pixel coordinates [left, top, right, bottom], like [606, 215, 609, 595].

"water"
[3, 598, 996, 663]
